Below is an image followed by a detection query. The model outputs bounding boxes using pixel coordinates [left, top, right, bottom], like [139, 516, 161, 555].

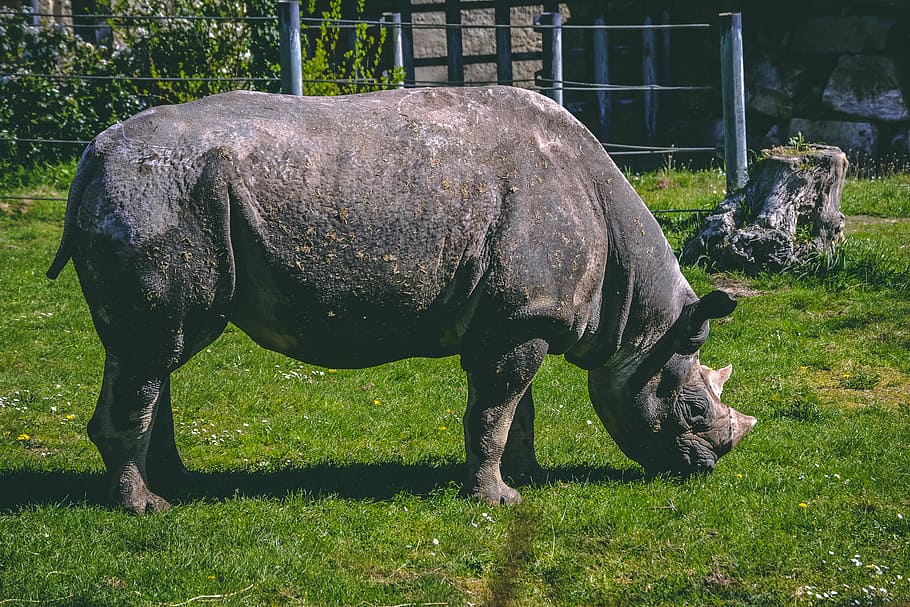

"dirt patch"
[808, 366, 910, 410]
[711, 273, 766, 299]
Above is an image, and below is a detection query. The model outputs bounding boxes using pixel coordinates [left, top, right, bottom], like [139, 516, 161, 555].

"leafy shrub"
[1, 0, 400, 165]
[0, 11, 142, 163]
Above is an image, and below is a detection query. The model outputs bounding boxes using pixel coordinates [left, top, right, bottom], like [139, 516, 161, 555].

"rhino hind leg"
[500, 385, 546, 485]
[146, 377, 193, 491]
[88, 356, 174, 514]
[461, 337, 548, 506]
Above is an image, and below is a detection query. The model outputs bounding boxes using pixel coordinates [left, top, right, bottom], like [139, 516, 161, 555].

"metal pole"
[278, 0, 303, 96]
[388, 13, 405, 89]
[398, 0, 415, 87]
[720, 12, 747, 192]
[535, 12, 562, 106]
[31, 0, 40, 26]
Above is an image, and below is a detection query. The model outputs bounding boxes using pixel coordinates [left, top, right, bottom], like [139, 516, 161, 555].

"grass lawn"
[1, 164, 909, 606]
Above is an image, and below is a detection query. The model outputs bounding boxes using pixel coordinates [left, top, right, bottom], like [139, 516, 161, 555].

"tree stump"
[681, 145, 847, 274]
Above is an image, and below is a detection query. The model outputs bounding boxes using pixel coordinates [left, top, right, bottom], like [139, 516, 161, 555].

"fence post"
[278, 0, 303, 95]
[534, 12, 562, 106]
[720, 12, 747, 192]
[642, 13, 658, 144]
[445, 0, 464, 85]
[397, 0, 415, 86]
[387, 13, 406, 88]
[494, 0, 513, 85]
[592, 13, 609, 140]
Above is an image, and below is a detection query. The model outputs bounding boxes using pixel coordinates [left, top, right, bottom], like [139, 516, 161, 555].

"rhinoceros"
[47, 86, 755, 514]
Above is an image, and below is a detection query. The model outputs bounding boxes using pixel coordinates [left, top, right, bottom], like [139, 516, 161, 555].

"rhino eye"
[678, 383, 710, 426]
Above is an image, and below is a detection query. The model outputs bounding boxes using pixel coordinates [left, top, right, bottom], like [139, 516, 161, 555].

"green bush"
[0, 11, 142, 163]
[0, 0, 400, 165]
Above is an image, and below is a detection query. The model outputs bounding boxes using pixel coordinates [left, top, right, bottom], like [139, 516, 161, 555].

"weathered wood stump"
[681, 145, 847, 273]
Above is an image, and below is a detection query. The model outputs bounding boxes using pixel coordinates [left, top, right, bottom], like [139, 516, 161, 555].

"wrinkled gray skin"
[47, 86, 756, 514]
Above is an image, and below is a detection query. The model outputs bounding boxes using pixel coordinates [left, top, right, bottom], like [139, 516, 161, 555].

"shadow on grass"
[0, 462, 641, 513]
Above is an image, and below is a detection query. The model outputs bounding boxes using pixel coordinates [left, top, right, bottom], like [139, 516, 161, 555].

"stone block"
[822, 55, 910, 122]
[791, 16, 895, 54]
[789, 118, 878, 159]
[747, 57, 811, 118]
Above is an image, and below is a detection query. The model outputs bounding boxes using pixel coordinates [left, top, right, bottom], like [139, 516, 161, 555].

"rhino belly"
[227, 216, 479, 369]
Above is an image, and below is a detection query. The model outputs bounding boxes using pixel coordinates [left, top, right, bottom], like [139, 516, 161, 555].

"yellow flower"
[64, 414, 76, 420]
[735, 473, 743, 479]
[799, 502, 809, 508]
[438, 425, 447, 431]
[207, 574, 216, 580]
[328, 369, 337, 373]
[373, 399, 381, 406]
[16, 433, 30, 441]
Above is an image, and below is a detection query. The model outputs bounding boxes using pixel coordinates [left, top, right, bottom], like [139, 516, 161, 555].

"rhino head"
[588, 290, 756, 475]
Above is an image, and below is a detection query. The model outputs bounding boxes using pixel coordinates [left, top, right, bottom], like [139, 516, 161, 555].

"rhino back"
[82, 87, 626, 367]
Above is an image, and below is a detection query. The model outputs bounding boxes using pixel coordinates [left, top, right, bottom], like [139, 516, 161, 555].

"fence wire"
[1, 8, 717, 164]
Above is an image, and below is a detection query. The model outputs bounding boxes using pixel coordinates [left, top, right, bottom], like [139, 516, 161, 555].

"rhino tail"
[47, 142, 97, 279]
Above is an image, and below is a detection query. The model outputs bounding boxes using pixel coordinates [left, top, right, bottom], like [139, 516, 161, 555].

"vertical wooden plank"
[278, 0, 303, 95]
[592, 12, 610, 140]
[720, 12, 747, 192]
[397, 0, 415, 86]
[445, 0, 464, 85]
[642, 12, 657, 144]
[495, 0, 512, 85]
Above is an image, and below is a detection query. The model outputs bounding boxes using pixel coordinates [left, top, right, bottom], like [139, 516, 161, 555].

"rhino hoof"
[117, 486, 172, 515]
[468, 482, 522, 506]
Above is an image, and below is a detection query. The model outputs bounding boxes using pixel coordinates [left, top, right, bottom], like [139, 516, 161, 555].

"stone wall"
[741, 2, 910, 163]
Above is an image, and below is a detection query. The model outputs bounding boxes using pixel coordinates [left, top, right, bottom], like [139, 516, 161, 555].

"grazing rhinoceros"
[47, 86, 755, 514]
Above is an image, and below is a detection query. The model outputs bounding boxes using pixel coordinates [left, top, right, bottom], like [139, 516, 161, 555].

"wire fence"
[1, 5, 722, 214]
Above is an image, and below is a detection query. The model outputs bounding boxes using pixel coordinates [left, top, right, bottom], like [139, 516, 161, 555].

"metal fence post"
[534, 12, 562, 106]
[387, 13, 405, 89]
[278, 0, 303, 96]
[720, 12, 747, 192]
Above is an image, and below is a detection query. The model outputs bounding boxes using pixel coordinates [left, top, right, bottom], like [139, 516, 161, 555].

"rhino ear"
[693, 290, 738, 325]
[678, 291, 737, 354]
[707, 364, 733, 396]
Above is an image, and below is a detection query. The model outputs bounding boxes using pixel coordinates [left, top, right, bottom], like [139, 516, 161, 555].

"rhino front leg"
[146, 377, 193, 491]
[88, 356, 171, 514]
[461, 337, 548, 506]
[500, 385, 546, 485]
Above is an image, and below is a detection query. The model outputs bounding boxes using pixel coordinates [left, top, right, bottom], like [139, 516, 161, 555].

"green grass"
[2, 168, 910, 606]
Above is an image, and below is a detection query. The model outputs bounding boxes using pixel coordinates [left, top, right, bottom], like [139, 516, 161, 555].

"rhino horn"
[730, 407, 757, 448]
